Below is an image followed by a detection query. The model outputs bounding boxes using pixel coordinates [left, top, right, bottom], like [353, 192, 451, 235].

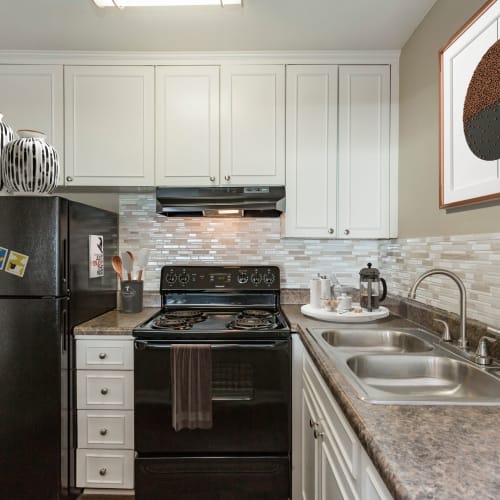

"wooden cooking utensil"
[112, 255, 123, 282]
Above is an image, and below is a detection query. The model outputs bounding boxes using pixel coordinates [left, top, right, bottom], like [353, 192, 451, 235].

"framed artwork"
[439, 0, 500, 208]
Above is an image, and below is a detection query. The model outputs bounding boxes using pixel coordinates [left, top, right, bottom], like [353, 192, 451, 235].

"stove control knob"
[263, 272, 275, 285]
[166, 273, 177, 285]
[237, 271, 249, 284]
[178, 274, 190, 285]
[251, 273, 262, 285]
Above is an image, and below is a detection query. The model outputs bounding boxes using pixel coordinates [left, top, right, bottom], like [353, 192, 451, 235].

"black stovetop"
[133, 307, 291, 340]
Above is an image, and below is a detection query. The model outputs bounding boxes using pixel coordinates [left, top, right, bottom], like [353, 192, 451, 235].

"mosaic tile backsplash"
[380, 235, 500, 329]
[119, 193, 500, 328]
[119, 193, 379, 291]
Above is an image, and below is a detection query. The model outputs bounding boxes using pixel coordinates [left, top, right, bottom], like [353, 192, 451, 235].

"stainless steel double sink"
[308, 327, 500, 405]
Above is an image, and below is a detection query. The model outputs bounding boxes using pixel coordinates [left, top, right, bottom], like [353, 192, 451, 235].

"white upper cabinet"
[64, 66, 155, 186]
[220, 64, 285, 185]
[156, 64, 285, 187]
[285, 64, 393, 239]
[0, 65, 64, 186]
[155, 66, 219, 186]
[338, 65, 391, 238]
[285, 65, 338, 238]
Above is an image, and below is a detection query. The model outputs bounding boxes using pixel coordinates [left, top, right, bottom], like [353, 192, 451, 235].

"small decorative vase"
[1, 129, 59, 194]
[0, 113, 15, 191]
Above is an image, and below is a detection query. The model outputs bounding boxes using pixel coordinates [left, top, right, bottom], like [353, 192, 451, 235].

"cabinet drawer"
[76, 339, 133, 370]
[76, 449, 134, 489]
[78, 410, 134, 449]
[303, 353, 360, 481]
[77, 371, 134, 410]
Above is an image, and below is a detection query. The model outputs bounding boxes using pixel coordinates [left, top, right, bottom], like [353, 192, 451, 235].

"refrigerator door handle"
[61, 306, 68, 352]
[62, 238, 68, 292]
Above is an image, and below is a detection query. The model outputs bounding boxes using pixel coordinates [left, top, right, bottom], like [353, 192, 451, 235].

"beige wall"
[398, 0, 500, 238]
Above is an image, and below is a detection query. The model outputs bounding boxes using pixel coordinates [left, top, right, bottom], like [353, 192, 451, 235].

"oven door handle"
[134, 340, 288, 351]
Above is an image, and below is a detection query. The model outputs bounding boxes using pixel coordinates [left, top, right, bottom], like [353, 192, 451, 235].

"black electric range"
[133, 265, 291, 500]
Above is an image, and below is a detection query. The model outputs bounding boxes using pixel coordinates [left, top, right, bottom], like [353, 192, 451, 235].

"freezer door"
[68, 200, 118, 328]
[0, 297, 70, 499]
[0, 196, 68, 297]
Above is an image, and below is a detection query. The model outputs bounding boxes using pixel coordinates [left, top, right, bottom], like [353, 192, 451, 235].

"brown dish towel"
[170, 344, 213, 431]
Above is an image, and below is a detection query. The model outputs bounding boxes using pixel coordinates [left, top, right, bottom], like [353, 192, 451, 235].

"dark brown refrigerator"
[0, 196, 118, 499]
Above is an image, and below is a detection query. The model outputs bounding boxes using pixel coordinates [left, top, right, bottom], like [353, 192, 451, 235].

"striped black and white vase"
[1, 129, 59, 194]
[0, 113, 15, 191]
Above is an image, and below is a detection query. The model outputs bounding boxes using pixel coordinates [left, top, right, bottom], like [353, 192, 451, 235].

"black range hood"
[156, 186, 285, 217]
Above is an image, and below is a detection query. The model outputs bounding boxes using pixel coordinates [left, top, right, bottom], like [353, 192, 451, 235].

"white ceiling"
[0, 0, 438, 51]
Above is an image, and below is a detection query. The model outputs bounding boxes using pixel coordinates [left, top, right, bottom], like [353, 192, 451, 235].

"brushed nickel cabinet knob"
[328, 228, 334, 234]
[98, 352, 107, 360]
[100, 387, 109, 395]
[224, 175, 231, 181]
[66, 176, 73, 182]
[344, 229, 350, 235]
[99, 468, 107, 476]
[99, 428, 108, 436]
[313, 429, 324, 440]
[209, 176, 216, 182]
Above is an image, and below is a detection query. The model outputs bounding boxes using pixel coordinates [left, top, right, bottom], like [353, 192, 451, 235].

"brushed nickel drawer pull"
[98, 352, 107, 360]
[100, 428, 108, 436]
[100, 387, 109, 395]
[99, 468, 107, 476]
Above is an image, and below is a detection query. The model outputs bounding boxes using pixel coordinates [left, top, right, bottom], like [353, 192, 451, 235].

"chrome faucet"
[408, 269, 469, 350]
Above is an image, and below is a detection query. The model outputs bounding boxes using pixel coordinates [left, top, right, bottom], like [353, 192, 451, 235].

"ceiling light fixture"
[93, 0, 241, 8]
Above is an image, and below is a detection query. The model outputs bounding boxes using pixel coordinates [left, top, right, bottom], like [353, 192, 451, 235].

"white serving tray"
[300, 303, 390, 323]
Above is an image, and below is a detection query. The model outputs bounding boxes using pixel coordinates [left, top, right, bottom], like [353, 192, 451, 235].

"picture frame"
[439, 0, 500, 208]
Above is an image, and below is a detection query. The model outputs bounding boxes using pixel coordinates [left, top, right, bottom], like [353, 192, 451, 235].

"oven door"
[134, 339, 291, 455]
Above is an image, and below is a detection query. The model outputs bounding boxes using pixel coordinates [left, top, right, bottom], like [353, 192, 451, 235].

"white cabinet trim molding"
[0, 50, 400, 66]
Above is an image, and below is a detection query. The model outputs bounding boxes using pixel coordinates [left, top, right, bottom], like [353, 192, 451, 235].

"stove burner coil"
[228, 316, 278, 330]
[162, 310, 207, 323]
[240, 309, 275, 320]
[151, 317, 193, 330]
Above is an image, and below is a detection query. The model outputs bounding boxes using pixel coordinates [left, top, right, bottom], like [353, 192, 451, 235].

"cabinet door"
[320, 437, 359, 500]
[0, 65, 64, 186]
[338, 65, 391, 238]
[285, 66, 338, 238]
[156, 66, 219, 186]
[220, 64, 285, 185]
[301, 386, 320, 500]
[360, 449, 392, 500]
[64, 65, 154, 186]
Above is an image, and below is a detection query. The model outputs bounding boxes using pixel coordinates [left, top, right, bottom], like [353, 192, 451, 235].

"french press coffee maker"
[359, 263, 387, 311]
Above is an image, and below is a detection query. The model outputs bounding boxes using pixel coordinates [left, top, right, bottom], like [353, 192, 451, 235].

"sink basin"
[346, 354, 500, 404]
[306, 326, 500, 405]
[321, 329, 433, 353]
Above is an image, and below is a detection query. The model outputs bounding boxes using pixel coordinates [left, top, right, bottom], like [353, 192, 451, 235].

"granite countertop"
[282, 304, 500, 500]
[73, 304, 500, 499]
[73, 307, 159, 335]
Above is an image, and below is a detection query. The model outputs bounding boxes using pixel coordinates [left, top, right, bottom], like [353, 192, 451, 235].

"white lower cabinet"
[295, 340, 392, 500]
[75, 336, 134, 492]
